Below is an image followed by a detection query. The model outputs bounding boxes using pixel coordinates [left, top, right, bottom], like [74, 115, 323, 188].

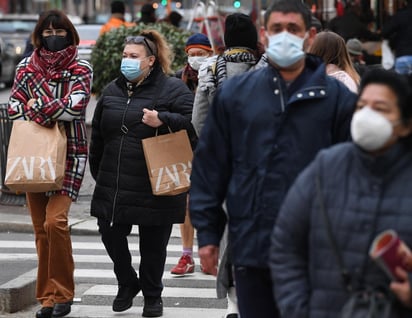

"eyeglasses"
[125, 36, 155, 56]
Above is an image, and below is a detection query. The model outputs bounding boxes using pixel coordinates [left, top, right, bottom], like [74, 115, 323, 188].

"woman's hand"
[142, 108, 163, 128]
[390, 267, 412, 308]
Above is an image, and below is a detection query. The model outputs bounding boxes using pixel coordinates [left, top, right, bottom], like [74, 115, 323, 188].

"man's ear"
[304, 26, 317, 52]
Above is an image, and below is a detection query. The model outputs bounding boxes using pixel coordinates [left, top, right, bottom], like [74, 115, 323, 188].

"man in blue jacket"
[189, 1, 358, 317]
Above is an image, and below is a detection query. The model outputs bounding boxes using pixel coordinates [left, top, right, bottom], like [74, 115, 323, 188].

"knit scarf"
[181, 63, 199, 92]
[215, 48, 257, 88]
[29, 46, 77, 82]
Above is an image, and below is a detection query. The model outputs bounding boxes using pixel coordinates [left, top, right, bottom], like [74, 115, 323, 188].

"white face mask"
[350, 107, 395, 151]
[266, 31, 306, 67]
[188, 56, 207, 71]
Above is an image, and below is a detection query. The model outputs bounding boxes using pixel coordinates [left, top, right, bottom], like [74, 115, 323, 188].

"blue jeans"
[395, 55, 412, 75]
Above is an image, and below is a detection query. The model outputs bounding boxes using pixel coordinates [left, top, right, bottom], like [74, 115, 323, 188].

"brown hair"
[32, 10, 79, 48]
[308, 31, 360, 84]
[140, 29, 173, 75]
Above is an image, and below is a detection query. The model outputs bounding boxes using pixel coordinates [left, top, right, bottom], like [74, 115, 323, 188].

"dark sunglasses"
[125, 35, 155, 56]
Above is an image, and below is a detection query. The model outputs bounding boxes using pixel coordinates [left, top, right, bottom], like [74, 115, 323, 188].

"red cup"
[369, 229, 411, 280]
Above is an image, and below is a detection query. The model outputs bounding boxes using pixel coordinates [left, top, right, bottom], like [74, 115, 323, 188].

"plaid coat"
[8, 46, 93, 200]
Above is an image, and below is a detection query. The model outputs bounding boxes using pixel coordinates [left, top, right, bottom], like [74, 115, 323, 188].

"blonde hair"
[140, 29, 173, 75]
[308, 31, 360, 85]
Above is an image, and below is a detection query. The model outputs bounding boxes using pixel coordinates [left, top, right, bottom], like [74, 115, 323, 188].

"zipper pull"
[121, 125, 128, 134]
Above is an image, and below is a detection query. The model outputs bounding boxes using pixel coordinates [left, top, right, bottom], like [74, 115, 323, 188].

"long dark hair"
[32, 10, 79, 48]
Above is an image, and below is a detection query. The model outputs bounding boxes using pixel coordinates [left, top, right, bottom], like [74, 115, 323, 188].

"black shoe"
[142, 297, 163, 317]
[52, 302, 72, 317]
[112, 284, 141, 312]
[35, 307, 53, 318]
[226, 314, 238, 318]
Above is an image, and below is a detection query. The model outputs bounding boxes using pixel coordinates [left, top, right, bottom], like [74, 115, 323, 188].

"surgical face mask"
[266, 31, 305, 67]
[121, 58, 142, 81]
[188, 56, 207, 71]
[351, 106, 395, 151]
[42, 35, 70, 52]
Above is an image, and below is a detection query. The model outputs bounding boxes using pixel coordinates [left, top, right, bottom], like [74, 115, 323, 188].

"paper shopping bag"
[5, 121, 67, 192]
[142, 129, 192, 196]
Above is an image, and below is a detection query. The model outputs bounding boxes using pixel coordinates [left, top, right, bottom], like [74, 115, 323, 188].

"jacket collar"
[116, 63, 163, 90]
[265, 54, 329, 104]
[355, 141, 412, 178]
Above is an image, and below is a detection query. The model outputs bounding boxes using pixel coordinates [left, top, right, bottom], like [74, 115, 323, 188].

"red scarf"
[181, 64, 199, 86]
[29, 46, 77, 81]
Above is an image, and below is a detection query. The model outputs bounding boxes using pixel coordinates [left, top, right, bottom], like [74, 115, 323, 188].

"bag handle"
[316, 174, 383, 292]
[316, 175, 353, 291]
[154, 126, 172, 136]
[150, 76, 168, 137]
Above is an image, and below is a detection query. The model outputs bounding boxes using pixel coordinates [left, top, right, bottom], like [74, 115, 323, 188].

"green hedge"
[90, 22, 192, 97]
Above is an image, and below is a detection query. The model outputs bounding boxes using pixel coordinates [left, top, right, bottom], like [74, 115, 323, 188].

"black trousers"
[234, 266, 280, 318]
[98, 219, 172, 298]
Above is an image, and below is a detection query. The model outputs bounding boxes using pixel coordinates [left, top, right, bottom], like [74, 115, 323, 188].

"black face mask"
[42, 35, 70, 52]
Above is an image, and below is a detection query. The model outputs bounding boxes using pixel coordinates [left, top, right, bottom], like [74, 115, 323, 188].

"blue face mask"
[121, 58, 142, 81]
[266, 31, 305, 68]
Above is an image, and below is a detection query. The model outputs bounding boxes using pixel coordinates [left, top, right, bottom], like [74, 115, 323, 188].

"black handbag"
[340, 288, 392, 318]
[316, 176, 394, 318]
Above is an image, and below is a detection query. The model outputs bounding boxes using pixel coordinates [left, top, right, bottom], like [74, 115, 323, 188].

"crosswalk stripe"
[75, 269, 215, 281]
[68, 305, 225, 318]
[83, 284, 218, 299]
[0, 255, 215, 281]
[0, 253, 203, 266]
[0, 240, 197, 252]
[0, 237, 228, 317]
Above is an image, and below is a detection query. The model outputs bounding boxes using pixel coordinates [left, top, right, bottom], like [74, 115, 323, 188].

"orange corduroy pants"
[26, 193, 74, 307]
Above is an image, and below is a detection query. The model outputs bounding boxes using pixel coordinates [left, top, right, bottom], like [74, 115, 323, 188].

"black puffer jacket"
[89, 65, 195, 226]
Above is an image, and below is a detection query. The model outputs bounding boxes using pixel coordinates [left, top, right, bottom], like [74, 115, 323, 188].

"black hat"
[169, 11, 182, 27]
[141, 3, 155, 14]
[310, 15, 322, 32]
[224, 13, 257, 50]
[111, 0, 125, 14]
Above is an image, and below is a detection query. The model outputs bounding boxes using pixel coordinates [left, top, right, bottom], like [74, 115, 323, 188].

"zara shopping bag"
[5, 121, 67, 192]
[142, 129, 192, 196]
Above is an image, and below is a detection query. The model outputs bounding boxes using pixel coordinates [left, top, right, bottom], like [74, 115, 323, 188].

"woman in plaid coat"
[7, 10, 92, 318]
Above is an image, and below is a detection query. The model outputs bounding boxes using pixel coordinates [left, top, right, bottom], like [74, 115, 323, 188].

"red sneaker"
[171, 255, 195, 275]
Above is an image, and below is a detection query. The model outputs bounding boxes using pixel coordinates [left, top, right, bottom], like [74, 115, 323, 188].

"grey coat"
[271, 141, 412, 318]
[192, 55, 255, 136]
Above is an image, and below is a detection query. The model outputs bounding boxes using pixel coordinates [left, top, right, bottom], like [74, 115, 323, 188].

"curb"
[0, 269, 37, 313]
